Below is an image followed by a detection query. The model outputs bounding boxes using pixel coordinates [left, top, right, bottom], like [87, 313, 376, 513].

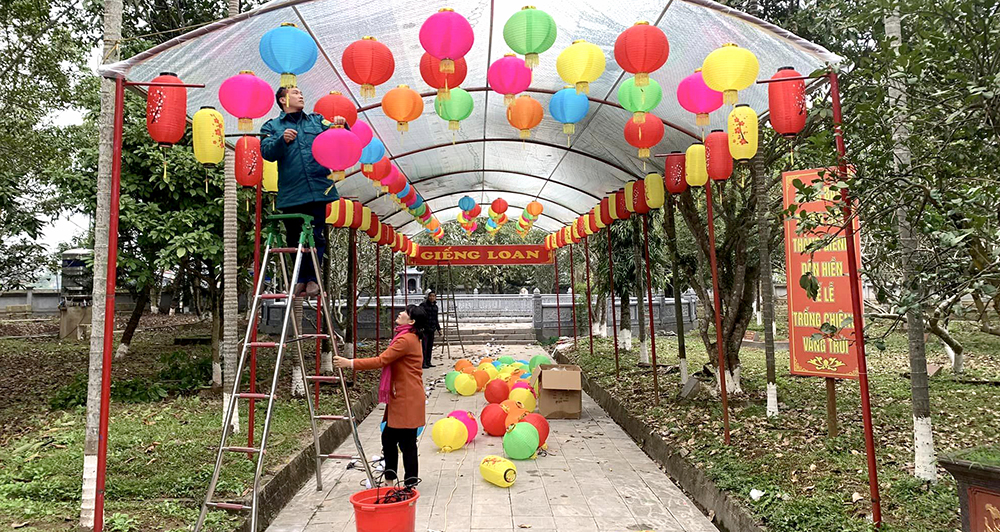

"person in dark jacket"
[418, 292, 441, 368]
[260, 86, 346, 297]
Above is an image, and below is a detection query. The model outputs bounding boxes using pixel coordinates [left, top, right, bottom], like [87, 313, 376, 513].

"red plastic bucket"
[349, 487, 419, 532]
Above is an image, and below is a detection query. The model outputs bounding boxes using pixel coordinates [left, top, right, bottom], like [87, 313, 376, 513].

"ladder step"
[260, 293, 290, 300]
[299, 333, 330, 340]
[315, 415, 349, 421]
[305, 375, 340, 383]
[237, 393, 271, 400]
[248, 341, 282, 348]
[222, 446, 261, 454]
[207, 501, 250, 511]
[271, 247, 315, 253]
[320, 454, 358, 460]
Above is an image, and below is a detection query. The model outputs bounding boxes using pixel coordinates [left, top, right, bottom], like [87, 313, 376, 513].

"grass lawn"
[563, 319, 1000, 532]
[0, 318, 379, 532]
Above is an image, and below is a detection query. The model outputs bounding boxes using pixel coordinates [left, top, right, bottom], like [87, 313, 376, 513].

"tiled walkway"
[266, 344, 716, 532]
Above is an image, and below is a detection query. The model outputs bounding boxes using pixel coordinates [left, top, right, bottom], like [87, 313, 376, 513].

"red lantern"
[341, 36, 395, 99]
[350, 201, 364, 230]
[768, 67, 806, 138]
[362, 156, 392, 182]
[631, 180, 650, 214]
[599, 198, 613, 226]
[420, 53, 468, 100]
[623, 113, 664, 158]
[664, 152, 687, 194]
[491, 198, 508, 214]
[614, 189, 632, 220]
[365, 212, 380, 238]
[705, 129, 733, 181]
[235, 135, 263, 187]
[146, 72, 187, 146]
[331, 199, 350, 227]
[587, 213, 599, 234]
[468, 204, 482, 218]
[314, 91, 358, 126]
[613, 22, 669, 87]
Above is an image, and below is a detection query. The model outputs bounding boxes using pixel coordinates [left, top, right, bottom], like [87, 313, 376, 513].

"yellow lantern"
[326, 200, 340, 225]
[508, 387, 536, 413]
[644, 173, 665, 208]
[593, 208, 606, 230]
[701, 43, 759, 105]
[583, 213, 595, 236]
[263, 160, 278, 192]
[727, 104, 759, 163]
[624, 182, 637, 213]
[432, 417, 468, 452]
[359, 207, 373, 232]
[685, 143, 708, 186]
[342, 200, 355, 228]
[480, 455, 517, 488]
[369, 223, 382, 243]
[556, 40, 606, 94]
[192, 106, 225, 167]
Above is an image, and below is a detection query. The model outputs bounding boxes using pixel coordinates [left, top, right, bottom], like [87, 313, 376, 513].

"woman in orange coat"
[335, 304, 427, 486]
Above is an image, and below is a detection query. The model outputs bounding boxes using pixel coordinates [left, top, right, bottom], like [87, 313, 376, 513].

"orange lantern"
[506, 95, 544, 138]
[382, 85, 424, 132]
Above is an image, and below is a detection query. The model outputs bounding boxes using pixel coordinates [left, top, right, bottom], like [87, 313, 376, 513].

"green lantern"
[529, 354, 551, 372]
[502, 6, 557, 69]
[434, 87, 474, 131]
[618, 77, 662, 125]
[503, 422, 540, 460]
[498, 355, 516, 366]
[445, 370, 461, 393]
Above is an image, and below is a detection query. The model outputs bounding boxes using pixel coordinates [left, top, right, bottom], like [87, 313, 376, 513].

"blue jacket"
[260, 111, 341, 208]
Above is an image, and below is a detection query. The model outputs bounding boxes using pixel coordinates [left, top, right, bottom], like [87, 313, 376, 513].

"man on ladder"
[419, 291, 440, 368]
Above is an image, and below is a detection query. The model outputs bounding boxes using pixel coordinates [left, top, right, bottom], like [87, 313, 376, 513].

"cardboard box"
[534, 364, 582, 419]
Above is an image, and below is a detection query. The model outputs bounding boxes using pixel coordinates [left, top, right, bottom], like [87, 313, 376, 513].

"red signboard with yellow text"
[406, 245, 552, 266]
[782, 168, 863, 379]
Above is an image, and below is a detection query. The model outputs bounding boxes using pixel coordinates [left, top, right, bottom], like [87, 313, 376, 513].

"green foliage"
[156, 351, 213, 393]
[106, 512, 140, 532]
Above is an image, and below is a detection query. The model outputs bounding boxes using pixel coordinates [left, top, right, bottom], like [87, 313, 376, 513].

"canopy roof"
[101, 0, 838, 235]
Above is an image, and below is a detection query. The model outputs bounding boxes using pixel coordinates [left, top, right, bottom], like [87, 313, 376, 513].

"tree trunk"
[886, 8, 935, 483]
[634, 227, 648, 364]
[211, 291, 222, 391]
[752, 153, 779, 417]
[221, 145, 240, 430]
[594, 293, 607, 337]
[664, 197, 688, 384]
[114, 286, 150, 359]
[150, 270, 162, 314]
[344, 227, 357, 360]
[80, 0, 122, 525]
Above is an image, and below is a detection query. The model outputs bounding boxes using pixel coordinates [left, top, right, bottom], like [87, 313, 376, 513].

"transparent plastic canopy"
[101, 0, 838, 235]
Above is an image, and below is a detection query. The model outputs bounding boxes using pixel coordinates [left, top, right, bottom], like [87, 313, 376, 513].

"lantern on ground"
[727, 104, 758, 162]
[488, 54, 532, 107]
[618, 77, 662, 124]
[664, 152, 686, 194]
[312, 126, 361, 182]
[556, 40, 606, 94]
[192, 106, 225, 167]
[701, 43, 759, 105]
[685, 143, 708, 187]
[503, 422, 539, 460]
[624, 112, 664, 158]
[614, 21, 669, 86]
[235, 135, 263, 187]
[677, 69, 723, 127]
[705, 129, 733, 180]
[645, 173, 665, 208]
[314, 91, 358, 126]
[341, 36, 395, 99]
[503, 6, 557, 68]
[434, 87, 474, 131]
[146, 73, 187, 145]
[420, 53, 467, 100]
[549, 86, 589, 140]
[382, 85, 424, 132]
[258, 23, 318, 87]
[507, 95, 543, 138]
[219, 70, 273, 132]
[432, 417, 468, 452]
[419, 8, 475, 73]
[768, 67, 806, 138]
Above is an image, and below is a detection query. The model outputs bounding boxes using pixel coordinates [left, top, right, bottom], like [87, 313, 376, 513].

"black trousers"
[280, 201, 328, 284]
[381, 426, 418, 486]
[421, 331, 435, 366]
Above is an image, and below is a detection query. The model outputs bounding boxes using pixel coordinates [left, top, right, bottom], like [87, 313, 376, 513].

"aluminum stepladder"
[435, 261, 465, 360]
[195, 213, 375, 532]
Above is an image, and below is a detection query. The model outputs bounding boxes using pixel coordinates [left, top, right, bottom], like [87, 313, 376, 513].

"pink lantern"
[311, 127, 361, 181]
[448, 410, 478, 444]
[401, 187, 417, 205]
[218, 70, 274, 131]
[677, 69, 723, 127]
[419, 8, 475, 73]
[350, 119, 373, 147]
[382, 165, 405, 193]
[488, 53, 532, 107]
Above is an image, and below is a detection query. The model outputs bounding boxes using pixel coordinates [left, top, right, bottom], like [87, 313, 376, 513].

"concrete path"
[266, 344, 716, 532]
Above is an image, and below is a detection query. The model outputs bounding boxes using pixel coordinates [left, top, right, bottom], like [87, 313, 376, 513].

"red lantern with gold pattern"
[631, 180, 650, 214]
[664, 152, 687, 194]
[146, 72, 187, 146]
[598, 198, 614, 226]
[613, 189, 631, 220]
[768, 67, 806, 138]
[705, 129, 733, 181]
[235, 135, 263, 187]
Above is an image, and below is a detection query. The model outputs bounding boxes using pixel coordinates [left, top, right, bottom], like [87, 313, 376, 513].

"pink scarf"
[379, 324, 413, 404]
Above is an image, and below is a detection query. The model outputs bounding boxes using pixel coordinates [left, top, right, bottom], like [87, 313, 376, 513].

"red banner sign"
[406, 245, 552, 266]
[782, 168, 863, 379]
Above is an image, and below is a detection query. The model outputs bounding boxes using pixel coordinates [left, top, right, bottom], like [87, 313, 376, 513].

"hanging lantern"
[677, 69, 723, 127]
[384, 167, 406, 194]
[631, 180, 650, 214]
[645, 173, 665, 208]
[382, 85, 424, 132]
[526, 201, 543, 217]
[612, 189, 631, 220]
[507, 95, 544, 139]
[350, 119, 373, 147]
[705, 129, 733, 180]
[341, 36, 395, 99]
[685, 143, 708, 187]
[585, 213, 598, 235]
[592, 207, 606, 230]
[728, 104, 758, 162]
[701, 43, 760, 105]
[420, 53, 467, 100]
[359, 137, 386, 173]
[434, 87, 474, 131]
[663, 152, 687, 194]
[488, 54, 532, 107]
[218, 70, 273, 132]
[768, 67, 806, 138]
[503, 6, 557, 68]
[263, 160, 278, 192]
[258, 23, 318, 87]
[459, 196, 476, 211]
[598, 198, 613, 225]
[146, 72, 187, 145]
[419, 8, 475, 74]
[365, 211, 381, 238]
[617, 77, 662, 124]
[314, 91, 358, 126]
[623, 112, 664, 158]
[192, 106, 224, 167]
[311, 126, 362, 181]
[350, 201, 365, 230]
[235, 135, 264, 187]
[614, 21, 669, 86]
[362, 156, 392, 183]
[549, 86, 589, 139]
[557, 40, 606, 94]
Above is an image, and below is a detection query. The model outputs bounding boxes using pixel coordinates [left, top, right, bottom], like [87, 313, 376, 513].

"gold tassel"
[724, 90, 738, 105]
[438, 87, 450, 100]
[238, 118, 252, 131]
[635, 72, 649, 86]
[398, 121, 408, 132]
[449, 120, 460, 131]
[563, 123, 575, 135]
[525, 53, 539, 69]
[280, 73, 296, 87]
[162, 149, 168, 182]
[639, 148, 650, 158]
[520, 129, 531, 139]
[633, 111, 646, 124]
[439, 59, 454, 73]
[363, 163, 373, 173]
[576, 81, 589, 94]
[361, 84, 375, 99]
[696, 113, 709, 127]
[504, 93, 515, 107]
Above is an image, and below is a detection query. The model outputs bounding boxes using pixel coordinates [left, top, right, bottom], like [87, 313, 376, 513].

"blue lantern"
[396, 183, 411, 200]
[549, 86, 590, 140]
[259, 23, 319, 87]
[359, 137, 385, 172]
[458, 195, 476, 212]
[411, 194, 424, 210]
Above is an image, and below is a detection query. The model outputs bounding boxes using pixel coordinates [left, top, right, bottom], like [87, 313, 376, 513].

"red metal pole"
[642, 216, 658, 403]
[606, 229, 619, 377]
[95, 75, 126, 532]
[583, 236, 594, 359]
[402, 257, 408, 305]
[248, 181, 262, 456]
[569, 244, 578, 348]
[829, 70, 882, 526]
[553, 252, 561, 338]
[375, 243, 381, 354]
[705, 182, 731, 445]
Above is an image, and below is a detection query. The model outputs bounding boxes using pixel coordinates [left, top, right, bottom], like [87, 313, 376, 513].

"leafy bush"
[48, 373, 89, 410]
[156, 350, 212, 393]
[106, 512, 139, 532]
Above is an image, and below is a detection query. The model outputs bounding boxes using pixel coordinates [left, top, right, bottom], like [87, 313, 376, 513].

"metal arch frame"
[388, 188, 582, 224]
[390, 191, 575, 234]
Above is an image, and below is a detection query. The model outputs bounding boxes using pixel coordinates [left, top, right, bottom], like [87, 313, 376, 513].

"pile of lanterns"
[456, 195, 481, 236]
[514, 201, 543, 238]
[484, 198, 509, 236]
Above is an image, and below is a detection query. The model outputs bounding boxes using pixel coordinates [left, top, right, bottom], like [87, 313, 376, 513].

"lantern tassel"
[280, 73, 296, 88]
[504, 94, 515, 107]
[525, 53, 539, 69]
[162, 148, 169, 182]
[563, 123, 575, 136]
[238, 118, 252, 132]
[696, 113, 709, 127]
[519, 129, 531, 139]
[576, 81, 589, 94]
[449, 120, 460, 131]
[439, 59, 455, 73]
[438, 87, 450, 100]
[397, 121, 409, 132]
[639, 148, 650, 158]
[361, 84, 375, 99]
[635, 72, 649, 87]
[724, 89, 738, 105]
[633, 111, 646, 124]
